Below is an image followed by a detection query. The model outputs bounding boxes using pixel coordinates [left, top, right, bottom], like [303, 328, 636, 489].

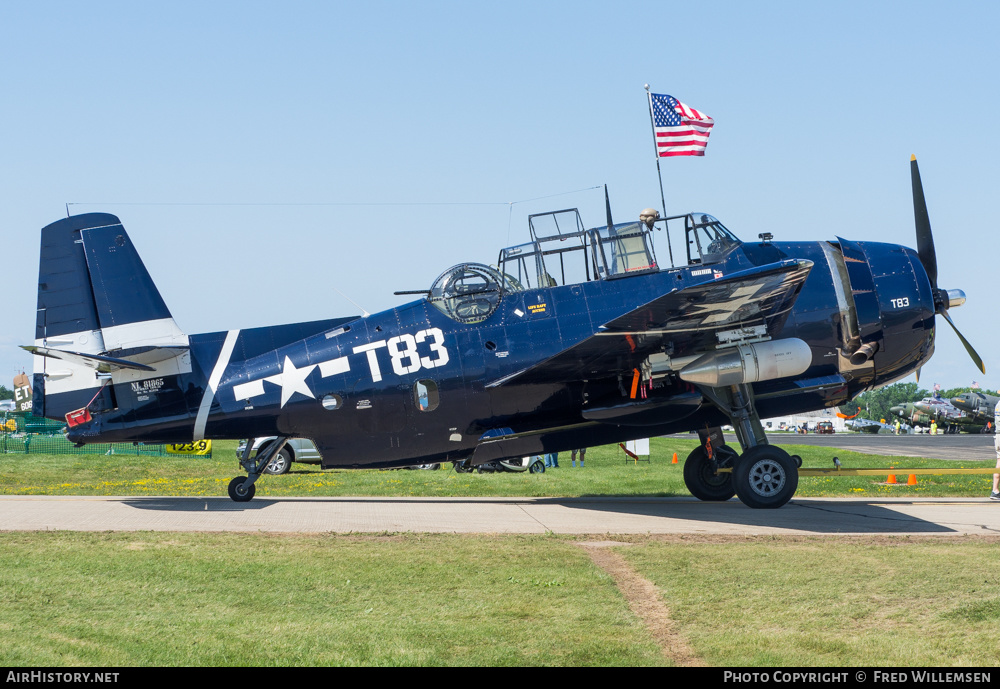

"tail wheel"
[228, 477, 256, 502]
[683, 444, 737, 501]
[733, 445, 798, 509]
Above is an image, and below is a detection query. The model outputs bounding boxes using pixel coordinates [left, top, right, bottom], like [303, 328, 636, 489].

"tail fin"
[27, 213, 189, 421]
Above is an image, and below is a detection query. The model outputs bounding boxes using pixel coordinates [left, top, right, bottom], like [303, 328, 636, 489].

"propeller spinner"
[910, 155, 986, 374]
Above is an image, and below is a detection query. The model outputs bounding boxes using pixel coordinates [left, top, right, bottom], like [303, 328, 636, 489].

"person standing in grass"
[571, 448, 586, 468]
[991, 395, 1000, 501]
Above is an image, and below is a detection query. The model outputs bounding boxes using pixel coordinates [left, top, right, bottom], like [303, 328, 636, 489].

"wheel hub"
[748, 460, 785, 496]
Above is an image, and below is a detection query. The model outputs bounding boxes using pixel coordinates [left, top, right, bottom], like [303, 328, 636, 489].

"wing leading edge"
[487, 259, 813, 388]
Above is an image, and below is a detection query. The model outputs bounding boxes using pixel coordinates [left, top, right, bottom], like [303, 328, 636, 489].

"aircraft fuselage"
[57, 236, 936, 469]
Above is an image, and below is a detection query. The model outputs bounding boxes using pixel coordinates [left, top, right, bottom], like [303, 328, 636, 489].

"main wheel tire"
[263, 447, 292, 475]
[733, 445, 798, 509]
[228, 476, 256, 502]
[683, 444, 737, 501]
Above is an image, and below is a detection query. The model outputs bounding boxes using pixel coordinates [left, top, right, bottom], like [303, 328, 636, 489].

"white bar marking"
[318, 356, 350, 377]
[233, 379, 266, 401]
[194, 329, 240, 440]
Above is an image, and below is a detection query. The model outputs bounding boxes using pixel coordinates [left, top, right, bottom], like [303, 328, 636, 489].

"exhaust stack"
[679, 338, 812, 387]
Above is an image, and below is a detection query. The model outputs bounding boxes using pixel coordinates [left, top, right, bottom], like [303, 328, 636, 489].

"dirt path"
[579, 541, 705, 667]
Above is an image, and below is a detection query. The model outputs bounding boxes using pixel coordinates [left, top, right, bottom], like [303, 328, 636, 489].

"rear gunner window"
[428, 264, 503, 324]
[414, 380, 439, 412]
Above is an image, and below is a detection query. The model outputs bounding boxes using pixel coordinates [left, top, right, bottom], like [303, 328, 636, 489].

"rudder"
[28, 213, 189, 421]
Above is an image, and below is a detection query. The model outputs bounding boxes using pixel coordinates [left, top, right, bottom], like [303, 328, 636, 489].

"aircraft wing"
[488, 259, 812, 387]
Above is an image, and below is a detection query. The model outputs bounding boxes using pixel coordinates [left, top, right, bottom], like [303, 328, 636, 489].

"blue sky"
[2, 0, 997, 393]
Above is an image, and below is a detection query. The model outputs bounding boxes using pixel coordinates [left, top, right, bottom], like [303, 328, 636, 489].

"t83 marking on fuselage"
[232, 327, 450, 406]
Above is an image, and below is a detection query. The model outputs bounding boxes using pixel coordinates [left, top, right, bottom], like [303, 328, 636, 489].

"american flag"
[972, 381, 980, 389]
[649, 93, 714, 157]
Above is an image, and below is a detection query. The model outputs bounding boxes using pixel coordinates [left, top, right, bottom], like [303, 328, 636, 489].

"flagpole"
[644, 84, 674, 267]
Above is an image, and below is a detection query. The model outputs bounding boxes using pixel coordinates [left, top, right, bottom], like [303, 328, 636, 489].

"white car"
[236, 437, 440, 474]
[453, 456, 546, 474]
[236, 437, 320, 474]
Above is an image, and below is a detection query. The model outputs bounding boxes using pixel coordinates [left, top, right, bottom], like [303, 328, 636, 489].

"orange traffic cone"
[886, 474, 897, 484]
[907, 474, 918, 485]
[672, 452, 678, 464]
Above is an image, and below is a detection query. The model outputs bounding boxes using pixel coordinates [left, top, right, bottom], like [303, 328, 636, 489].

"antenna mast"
[644, 84, 674, 267]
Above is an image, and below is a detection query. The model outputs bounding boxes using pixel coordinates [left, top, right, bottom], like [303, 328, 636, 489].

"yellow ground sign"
[166, 440, 212, 456]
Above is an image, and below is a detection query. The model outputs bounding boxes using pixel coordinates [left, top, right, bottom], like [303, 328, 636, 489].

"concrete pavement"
[1, 495, 999, 536]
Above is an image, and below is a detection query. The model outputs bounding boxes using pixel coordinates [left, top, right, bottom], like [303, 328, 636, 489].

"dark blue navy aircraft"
[25, 158, 983, 508]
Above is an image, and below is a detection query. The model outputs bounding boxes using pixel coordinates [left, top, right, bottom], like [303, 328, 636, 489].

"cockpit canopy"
[425, 209, 742, 323]
[496, 209, 741, 291]
[681, 213, 740, 265]
[498, 209, 659, 289]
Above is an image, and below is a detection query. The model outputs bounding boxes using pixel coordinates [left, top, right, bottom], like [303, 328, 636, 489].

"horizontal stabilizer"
[108, 345, 190, 366]
[23, 345, 156, 373]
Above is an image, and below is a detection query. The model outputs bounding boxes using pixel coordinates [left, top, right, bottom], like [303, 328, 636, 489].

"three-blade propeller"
[910, 155, 985, 374]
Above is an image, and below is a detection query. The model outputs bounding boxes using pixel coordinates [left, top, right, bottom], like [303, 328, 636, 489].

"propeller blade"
[910, 155, 938, 288]
[939, 309, 986, 374]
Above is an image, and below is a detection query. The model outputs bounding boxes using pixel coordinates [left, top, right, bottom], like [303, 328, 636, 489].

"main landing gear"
[229, 437, 290, 502]
[683, 383, 799, 509]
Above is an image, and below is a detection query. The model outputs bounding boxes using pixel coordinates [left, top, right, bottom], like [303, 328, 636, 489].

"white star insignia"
[265, 356, 317, 408]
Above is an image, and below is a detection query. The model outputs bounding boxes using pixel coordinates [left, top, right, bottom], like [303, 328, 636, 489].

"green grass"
[1, 436, 995, 499]
[0, 532, 663, 667]
[2, 436, 998, 667]
[1, 532, 998, 666]
[625, 536, 1000, 667]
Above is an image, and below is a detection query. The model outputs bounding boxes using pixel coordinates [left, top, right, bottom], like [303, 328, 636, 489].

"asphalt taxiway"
[731, 430, 996, 461]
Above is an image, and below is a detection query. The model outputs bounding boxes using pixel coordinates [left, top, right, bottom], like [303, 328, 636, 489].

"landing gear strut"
[684, 383, 798, 509]
[229, 437, 290, 502]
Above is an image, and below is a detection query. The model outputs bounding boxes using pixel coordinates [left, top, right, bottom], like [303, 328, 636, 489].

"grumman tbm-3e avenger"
[24, 157, 984, 508]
